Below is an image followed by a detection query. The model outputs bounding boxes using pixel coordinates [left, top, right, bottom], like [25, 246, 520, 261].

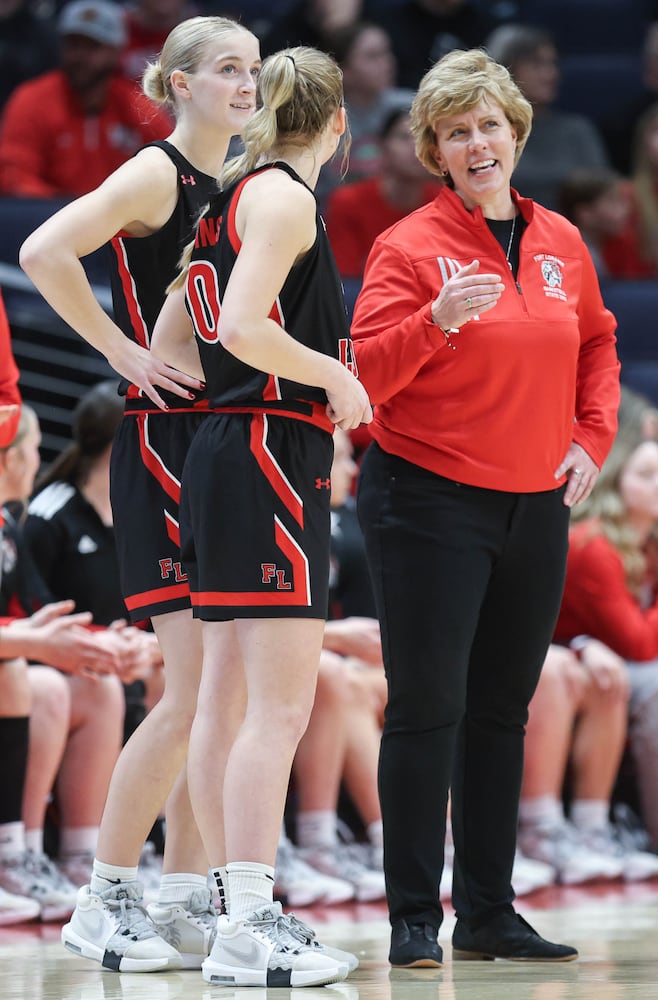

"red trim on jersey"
[262, 296, 286, 402]
[250, 413, 304, 528]
[136, 414, 181, 503]
[123, 401, 333, 432]
[124, 581, 190, 612]
[226, 175, 252, 254]
[111, 234, 149, 400]
[263, 374, 278, 400]
[123, 400, 210, 415]
[164, 509, 180, 547]
[191, 514, 311, 607]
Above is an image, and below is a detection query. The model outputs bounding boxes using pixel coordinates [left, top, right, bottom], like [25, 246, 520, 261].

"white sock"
[0, 821, 25, 861]
[91, 858, 139, 893]
[226, 861, 275, 923]
[296, 810, 338, 849]
[570, 800, 610, 832]
[210, 865, 229, 915]
[518, 796, 564, 828]
[158, 872, 207, 905]
[24, 828, 43, 855]
[366, 820, 383, 848]
[59, 826, 98, 861]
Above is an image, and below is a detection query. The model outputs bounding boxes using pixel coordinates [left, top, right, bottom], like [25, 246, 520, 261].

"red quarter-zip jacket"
[0, 290, 20, 448]
[351, 186, 620, 493]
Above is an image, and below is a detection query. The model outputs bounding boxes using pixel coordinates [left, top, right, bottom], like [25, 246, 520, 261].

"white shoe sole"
[202, 956, 348, 987]
[61, 923, 182, 973]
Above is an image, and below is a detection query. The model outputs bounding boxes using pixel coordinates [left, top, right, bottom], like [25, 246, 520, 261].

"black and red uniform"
[181, 162, 356, 620]
[108, 140, 218, 622]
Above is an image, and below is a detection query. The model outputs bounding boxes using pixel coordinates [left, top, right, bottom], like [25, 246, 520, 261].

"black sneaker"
[389, 919, 443, 967]
[452, 909, 578, 962]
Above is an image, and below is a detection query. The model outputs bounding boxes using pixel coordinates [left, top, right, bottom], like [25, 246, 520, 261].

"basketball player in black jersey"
[152, 46, 371, 987]
[20, 17, 261, 973]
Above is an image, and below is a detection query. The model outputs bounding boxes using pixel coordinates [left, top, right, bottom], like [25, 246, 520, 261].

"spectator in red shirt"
[121, 0, 199, 83]
[555, 388, 658, 851]
[558, 168, 658, 280]
[0, 289, 21, 448]
[626, 101, 658, 276]
[325, 107, 442, 279]
[0, 0, 171, 197]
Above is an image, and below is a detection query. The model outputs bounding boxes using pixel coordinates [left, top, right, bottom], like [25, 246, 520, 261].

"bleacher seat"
[0, 195, 109, 285]
[0, 197, 114, 461]
[601, 279, 658, 405]
[521, 0, 649, 55]
[557, 54, 645, 127]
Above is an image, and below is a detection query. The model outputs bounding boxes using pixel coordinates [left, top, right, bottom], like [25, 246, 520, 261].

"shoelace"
[250, 911, 304, 954]
[280, 912, 317, 947]
[186, 888, 217, 929]
[103, 884, 158, 941]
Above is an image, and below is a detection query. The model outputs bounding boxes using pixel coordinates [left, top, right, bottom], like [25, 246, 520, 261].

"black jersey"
[185, 161, 357, 424]
[108, 140, 219, 409]
[24, 482, 125, 626]
[0, 507, 50, 620]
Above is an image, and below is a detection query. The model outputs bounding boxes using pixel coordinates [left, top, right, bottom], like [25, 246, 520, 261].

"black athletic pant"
[357, 442, 570, 930]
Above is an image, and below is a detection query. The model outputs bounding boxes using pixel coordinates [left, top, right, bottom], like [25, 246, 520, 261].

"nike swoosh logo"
[220, 939, 262, 965]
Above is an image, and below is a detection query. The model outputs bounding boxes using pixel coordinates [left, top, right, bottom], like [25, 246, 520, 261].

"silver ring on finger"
[573, 467, 582, 477]
[466, 296, 473, 309]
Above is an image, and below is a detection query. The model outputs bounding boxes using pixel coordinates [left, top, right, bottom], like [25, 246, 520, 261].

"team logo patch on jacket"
[541, 259, 563, 288]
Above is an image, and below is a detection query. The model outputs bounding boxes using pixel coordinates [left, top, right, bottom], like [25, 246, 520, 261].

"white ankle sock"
[0, 821, 25, 861]
[59, 826, 98, 861]
[296, 810, 337, 849]
[570, 800, 610, 832]
[91, 859, 139, 893]
[518, 796, 564, 828]
[24, 828, 44, 855]
[158, 872, 207, 905]
[210, 865, 228, 914]
[367, 820, 383, 848]
[226, 861, 275, 922]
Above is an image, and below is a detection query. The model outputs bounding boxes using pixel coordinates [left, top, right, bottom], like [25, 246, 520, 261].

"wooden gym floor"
[2, 881, 658, 999]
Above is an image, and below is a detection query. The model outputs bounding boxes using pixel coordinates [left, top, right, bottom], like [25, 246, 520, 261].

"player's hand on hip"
[106, 339, 204, 411]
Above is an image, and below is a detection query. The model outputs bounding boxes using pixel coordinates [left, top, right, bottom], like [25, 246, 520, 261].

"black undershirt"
[485, 215, 524, 280]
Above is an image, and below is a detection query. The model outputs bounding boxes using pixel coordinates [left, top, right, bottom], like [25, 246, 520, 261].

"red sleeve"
[0, 290, 21, 447]
[558, 534, 658, 661]
[351, 239, 450, 405]
[0, 85, 60, 197]
[324, 186, 368, 278]
[571, 247, 620, 470]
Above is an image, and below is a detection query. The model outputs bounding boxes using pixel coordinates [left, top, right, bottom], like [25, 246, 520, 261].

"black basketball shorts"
[110, 409, 208, 622]
[180, 412, 334, 621]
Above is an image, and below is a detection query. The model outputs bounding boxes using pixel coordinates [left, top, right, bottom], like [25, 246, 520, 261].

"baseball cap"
[58, 0, 127, 48]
